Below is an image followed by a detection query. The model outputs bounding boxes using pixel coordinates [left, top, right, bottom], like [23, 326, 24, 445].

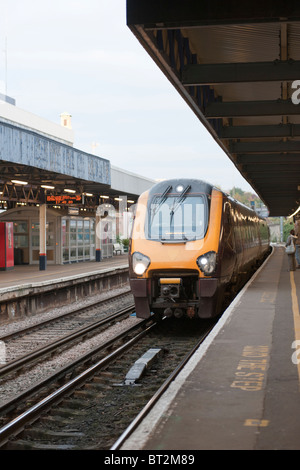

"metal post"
[280, 216, 284, 243]
[39, 204, 47, 270]
[95, 213, 101, 261]
[118, 195, 127, 238]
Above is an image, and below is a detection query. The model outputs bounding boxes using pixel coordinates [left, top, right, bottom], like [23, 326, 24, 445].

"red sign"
[46, 194, 82, 205]
[0, 222, 14, 270]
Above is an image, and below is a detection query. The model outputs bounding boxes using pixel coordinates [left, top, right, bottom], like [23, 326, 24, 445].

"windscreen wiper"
[169, 185, 192, 224]
[150, 185, 172, 223]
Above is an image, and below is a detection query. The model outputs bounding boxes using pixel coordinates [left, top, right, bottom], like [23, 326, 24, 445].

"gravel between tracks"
[0, 286, 139, 407]
[0, 285, 131, 336]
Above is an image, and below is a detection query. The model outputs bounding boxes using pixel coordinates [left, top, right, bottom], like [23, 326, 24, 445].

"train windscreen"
[147, 194, 208, 242]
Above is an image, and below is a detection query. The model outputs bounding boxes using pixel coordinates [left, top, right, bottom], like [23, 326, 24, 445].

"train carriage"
[129, 179, 270, 319]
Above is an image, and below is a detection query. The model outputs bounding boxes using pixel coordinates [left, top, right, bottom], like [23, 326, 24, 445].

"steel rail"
[111, 320, 216, 450]
[0, 317, 159, 448]
[0, 289, 131, 342]
[0, 303, 135, 378]
[0, 310, 150, 418]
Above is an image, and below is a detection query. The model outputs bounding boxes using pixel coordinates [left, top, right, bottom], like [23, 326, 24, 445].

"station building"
[0, 96, 154, 268]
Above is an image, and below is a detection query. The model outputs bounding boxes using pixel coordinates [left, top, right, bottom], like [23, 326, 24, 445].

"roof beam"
[246, 177, 299, 185]
[245, 181, 300, 191]
[220, 124, 300, 139]
[236, 153, 300, 164]
[182, 60, 300, 85]
[258, 196, 299, 202]
[231, 140, 300, 153]
[127, 0, 300, 29]
[259, 199, 299, 206]
[245, 175, 300, 183]
[242, 165, 300, 173]
[263, 198, 297, 204]
[205, 99, 299, 118]
[256, 189, 299, 194]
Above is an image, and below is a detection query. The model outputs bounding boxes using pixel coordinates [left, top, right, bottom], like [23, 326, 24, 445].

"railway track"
[0, 315, 216, 450]
[0, 290, 134, 380]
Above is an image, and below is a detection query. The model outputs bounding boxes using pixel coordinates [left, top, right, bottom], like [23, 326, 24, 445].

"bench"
[113, 243, 123, 255]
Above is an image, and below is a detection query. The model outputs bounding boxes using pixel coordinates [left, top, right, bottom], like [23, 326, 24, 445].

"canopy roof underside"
[127, 0, 300, 216]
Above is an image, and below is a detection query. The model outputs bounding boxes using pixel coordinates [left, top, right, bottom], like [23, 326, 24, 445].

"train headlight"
[197, 251, 217, 275]
[132, 252, 151, 276]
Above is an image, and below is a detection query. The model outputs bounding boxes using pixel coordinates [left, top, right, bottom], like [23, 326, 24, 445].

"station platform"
[122, 245, 300, 450]
[0, 255, 129, 292]
[0, 255, 129, 322]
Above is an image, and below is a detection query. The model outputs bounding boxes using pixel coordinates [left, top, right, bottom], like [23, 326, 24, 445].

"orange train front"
[129, 179, 270, 319]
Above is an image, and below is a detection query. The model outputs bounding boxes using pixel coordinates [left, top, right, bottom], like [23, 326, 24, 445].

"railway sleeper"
[52, 405, 87, 417]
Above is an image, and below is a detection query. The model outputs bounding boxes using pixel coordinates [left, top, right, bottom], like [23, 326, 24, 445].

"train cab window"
[146, 195, 208, 241]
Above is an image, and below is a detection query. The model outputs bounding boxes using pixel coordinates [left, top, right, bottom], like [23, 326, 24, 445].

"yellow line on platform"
[290, 272, 300, 389]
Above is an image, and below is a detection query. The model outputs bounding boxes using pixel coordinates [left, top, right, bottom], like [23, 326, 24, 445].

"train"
[129, 178, 270, 319]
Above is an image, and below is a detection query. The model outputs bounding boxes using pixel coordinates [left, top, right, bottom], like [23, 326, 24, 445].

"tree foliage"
[228, 187, 262, 209]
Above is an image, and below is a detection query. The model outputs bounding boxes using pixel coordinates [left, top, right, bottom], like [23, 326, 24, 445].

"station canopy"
[127, 0, 300, 216]
[0, 121, 139, 209]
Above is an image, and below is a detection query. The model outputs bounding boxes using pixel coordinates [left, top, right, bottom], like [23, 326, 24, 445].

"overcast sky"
[0, 0, 255, 193]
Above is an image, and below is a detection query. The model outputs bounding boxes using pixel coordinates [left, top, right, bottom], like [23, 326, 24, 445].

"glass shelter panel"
[30, 220, 56, 264]
[13, 222, 29, 264]
[62, 217, 95, 263]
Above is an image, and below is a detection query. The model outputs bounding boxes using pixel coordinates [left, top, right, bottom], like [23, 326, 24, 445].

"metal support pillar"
[118, 195, 127, 238]
[39, 204, 47, 270]
[95, 213, 101, 261]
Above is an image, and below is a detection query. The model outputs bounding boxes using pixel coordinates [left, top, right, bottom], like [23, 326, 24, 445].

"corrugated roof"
[183, 24, 281, 64]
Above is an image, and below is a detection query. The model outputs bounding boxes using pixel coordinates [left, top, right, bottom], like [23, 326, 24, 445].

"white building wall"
[111, 165, 154, 196]
[0, 100, 74, 145]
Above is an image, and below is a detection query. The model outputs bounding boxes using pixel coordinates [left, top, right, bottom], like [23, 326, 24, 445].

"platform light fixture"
[84, 193, 93, 197]
[288, 206, 300, 218]
[100, 195, 109, 199]
[64, 188, 76, 193]
[41, 184, 55, 189]
[11, 179, 28, 185]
